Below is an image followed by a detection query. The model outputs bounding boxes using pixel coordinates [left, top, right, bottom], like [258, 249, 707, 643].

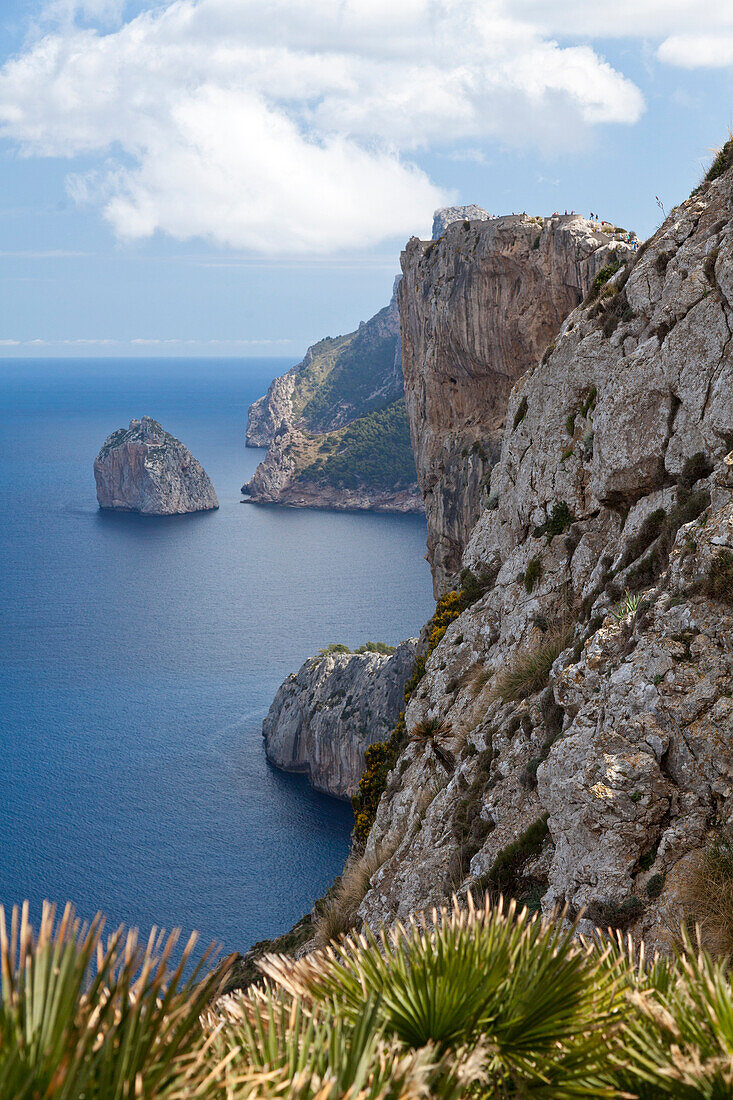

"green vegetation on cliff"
[297, 305, 400, 431]
[299, 398, 416, 492]
[268, 301, 400, 435]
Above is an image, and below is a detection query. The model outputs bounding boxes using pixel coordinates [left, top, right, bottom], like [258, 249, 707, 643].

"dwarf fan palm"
[0, 900, 231, 1099]
[409, 717, 455, 770]
[211, 992, 447, 1099]
[619, 928, 733, 1099]
[259, 894, 623, 1098]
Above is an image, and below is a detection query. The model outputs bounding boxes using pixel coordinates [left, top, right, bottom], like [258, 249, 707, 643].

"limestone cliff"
[263, 640, 417, 800]
[94, 417, 218, 515]
[351, 159, 733, 947]
[399, 213, 635, 595]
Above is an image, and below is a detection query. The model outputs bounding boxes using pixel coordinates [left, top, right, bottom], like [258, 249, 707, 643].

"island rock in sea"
[94, 417, 218, 514]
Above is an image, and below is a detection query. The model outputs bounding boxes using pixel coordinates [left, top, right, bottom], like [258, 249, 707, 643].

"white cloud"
[510, 1, 733, 40]
[0, 0, 650, 254]
[510, 2, 733, 69]
[658, 34, 733, 68]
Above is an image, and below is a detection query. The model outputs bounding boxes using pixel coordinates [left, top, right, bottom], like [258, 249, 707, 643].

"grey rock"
[263, 640, 417, 799]
[243, 281, 418, 513]
[94, 417, 218, 514]
[400, 213, 633, 594]
[353, 166, 733, 945]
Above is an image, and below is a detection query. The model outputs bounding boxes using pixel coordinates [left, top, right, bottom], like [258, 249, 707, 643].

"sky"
[0, 1, 732, 357]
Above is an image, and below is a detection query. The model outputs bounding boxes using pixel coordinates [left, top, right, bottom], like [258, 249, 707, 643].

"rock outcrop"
[243, 403, 423, 514]
[94, 417, 218, 514]
[244, 281, 420, 512]
[400, 214, 635, 594]
[246, 373, 298, 449]
[351, 163, 733, 945]
[264, 640, 417, 799]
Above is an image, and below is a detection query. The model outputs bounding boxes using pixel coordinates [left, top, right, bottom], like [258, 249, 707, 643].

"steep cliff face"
[399, 214, 635, 594]
[263, 640, 417, 800]
[352, 164, 733, 946]
[244, 282, 420, 511]
[94, 417, 218, 514]
[246, 372, 298, 448]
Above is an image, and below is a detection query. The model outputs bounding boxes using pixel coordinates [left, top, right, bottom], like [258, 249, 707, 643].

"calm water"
[0, 358, 433, 953]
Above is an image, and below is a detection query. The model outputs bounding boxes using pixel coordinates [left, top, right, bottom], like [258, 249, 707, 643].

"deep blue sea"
[0, 357, 433, 955]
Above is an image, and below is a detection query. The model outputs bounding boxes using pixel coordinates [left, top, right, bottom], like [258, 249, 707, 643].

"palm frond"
[258, 894, 622, 1098]
[0, 901, 231, 1099]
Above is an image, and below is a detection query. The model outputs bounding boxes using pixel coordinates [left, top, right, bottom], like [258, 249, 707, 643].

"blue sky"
[0, 0, 732, 357]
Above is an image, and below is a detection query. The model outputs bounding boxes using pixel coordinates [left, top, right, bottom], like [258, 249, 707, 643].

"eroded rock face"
[94, 417, 218, 514]
[263, 640, 417, 800]
[246, 375, 298, 449]
[353, 166, 733, 945]
[399, 214, 632, 594]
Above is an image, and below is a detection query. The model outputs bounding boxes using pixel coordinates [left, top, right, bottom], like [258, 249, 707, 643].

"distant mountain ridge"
[246, 280, 403, 447]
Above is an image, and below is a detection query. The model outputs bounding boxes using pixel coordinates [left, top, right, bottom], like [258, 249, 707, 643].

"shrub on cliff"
[706, 549, 733, 605]
[409, 716, 455, 770]
[677, 832, 733, 956]
[352, 583, 479, 847]
[298, 398, 416, 492]
[705, 135, 733, 183]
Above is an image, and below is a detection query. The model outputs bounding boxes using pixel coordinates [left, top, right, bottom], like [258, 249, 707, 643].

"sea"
[0, 357, 434, 954]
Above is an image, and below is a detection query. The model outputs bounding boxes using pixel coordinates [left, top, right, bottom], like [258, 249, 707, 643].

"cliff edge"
[243, 281, 423, 513]
[400, 213, 636, 594]
[263, 640, 417, 799]
[351, 160, 733, 947]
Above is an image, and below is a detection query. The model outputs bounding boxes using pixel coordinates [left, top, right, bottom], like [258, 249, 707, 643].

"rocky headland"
[258, 147, 733, 955]
[94, 416, 218, 515]
[243, 280, 422, 513]
[263, 640, 417, 800]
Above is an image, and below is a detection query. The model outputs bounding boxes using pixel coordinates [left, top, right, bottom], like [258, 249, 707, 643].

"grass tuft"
[491, 620, 574, 703]
[678, 833, 733, 956]
[314, 844, 397, 947]
[705, 549, 733, 605]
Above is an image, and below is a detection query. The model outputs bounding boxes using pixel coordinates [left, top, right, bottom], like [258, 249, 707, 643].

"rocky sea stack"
[94, 416, 218, 515]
